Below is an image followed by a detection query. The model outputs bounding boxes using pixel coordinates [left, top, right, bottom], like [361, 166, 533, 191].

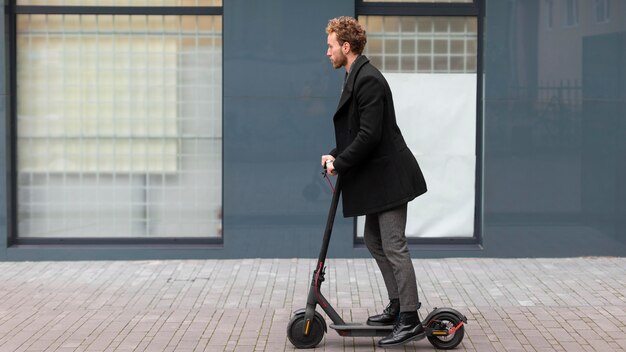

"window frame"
[354, 0, 484, 247]
[6, 1, 224, 246]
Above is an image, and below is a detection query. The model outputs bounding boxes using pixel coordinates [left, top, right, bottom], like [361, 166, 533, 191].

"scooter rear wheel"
[287, 313, 325, 349]
[426, 312, 465, 350]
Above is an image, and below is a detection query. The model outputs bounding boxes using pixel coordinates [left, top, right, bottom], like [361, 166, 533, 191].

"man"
[321, 16, 428, 347]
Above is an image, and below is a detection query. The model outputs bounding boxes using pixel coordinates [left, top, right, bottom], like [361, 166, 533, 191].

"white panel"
[357, 73, 476, 238]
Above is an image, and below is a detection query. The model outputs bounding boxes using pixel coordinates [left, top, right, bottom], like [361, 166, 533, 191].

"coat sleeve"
[333, 75, 384, 173]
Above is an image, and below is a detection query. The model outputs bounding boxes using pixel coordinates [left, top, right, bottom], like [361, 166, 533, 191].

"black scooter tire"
[426, 312, 465, 350]
[286, 313, 325, 349]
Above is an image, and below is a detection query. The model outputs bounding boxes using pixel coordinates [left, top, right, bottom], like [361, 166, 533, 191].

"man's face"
[327, 32, 347, 69]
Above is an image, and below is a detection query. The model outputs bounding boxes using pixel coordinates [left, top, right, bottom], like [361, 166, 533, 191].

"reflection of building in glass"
[485, 0, 626, 256]
[538, 0, 625, 85]
[496, 0, 626, 153]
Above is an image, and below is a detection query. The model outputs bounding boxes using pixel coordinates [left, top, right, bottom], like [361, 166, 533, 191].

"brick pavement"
[0, 258, 624, 351]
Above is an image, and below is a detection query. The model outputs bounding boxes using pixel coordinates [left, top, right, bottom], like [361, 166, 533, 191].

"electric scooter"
[287, 172, 467, 349]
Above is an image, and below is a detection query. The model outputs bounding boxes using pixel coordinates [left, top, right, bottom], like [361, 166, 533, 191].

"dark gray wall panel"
[222, 0, 355, 258]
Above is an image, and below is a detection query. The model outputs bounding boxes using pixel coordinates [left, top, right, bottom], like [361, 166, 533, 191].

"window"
[362, 16, 477, 73]
[563, 0, 579, 27]
[545, 0, 554, 29]
[593, 0, 610, 23]
[13, 2, 223, 241]
[16, 0, 221, 5]
[356, 1, 483, 243]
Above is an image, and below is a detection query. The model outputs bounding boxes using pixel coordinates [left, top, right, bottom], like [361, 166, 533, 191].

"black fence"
[488, 80, 582, 155]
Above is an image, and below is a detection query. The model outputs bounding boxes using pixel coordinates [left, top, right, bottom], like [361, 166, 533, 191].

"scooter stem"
[302, 176, 344, 335]
[317, 176, 341, 265]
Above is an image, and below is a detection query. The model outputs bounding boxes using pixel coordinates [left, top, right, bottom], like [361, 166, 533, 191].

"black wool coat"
[330, 55, 427, 217]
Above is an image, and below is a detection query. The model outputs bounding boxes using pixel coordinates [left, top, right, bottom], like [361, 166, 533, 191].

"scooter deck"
[329, 323, 393, 337]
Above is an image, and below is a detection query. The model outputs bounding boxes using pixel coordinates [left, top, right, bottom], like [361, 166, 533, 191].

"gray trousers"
[363, 203, 419, 312]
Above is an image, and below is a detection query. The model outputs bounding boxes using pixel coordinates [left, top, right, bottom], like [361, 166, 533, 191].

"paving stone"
[0, 258, 624, 351]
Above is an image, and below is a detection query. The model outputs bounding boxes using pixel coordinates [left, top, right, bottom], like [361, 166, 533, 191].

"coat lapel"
[334, 55, 369, 118]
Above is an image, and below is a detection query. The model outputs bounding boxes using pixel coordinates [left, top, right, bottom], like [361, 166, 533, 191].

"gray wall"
[0, 0, 624, 260]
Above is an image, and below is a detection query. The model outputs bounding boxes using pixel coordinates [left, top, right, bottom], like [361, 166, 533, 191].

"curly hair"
[326, 16, 367, 55]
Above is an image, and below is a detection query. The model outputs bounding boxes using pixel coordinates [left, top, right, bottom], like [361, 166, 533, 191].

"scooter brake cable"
[322, 170, 336, 194]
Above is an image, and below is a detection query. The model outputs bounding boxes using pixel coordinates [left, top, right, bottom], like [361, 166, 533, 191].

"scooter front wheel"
[426, 312, 465, 350]
[287, 312, 325, 349]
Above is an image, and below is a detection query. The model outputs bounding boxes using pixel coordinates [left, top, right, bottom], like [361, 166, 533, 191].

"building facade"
[1, 0, 625, 260]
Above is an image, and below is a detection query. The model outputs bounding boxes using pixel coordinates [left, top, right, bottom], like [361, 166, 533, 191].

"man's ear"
[342, 41, 351, 54]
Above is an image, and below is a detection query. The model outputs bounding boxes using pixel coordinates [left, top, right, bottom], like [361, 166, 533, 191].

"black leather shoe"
[377, 311, 426, 347]
[367, 299, 400, 326]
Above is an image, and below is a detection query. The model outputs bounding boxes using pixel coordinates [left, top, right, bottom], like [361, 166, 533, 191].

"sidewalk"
[0, 257, 625, 351]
